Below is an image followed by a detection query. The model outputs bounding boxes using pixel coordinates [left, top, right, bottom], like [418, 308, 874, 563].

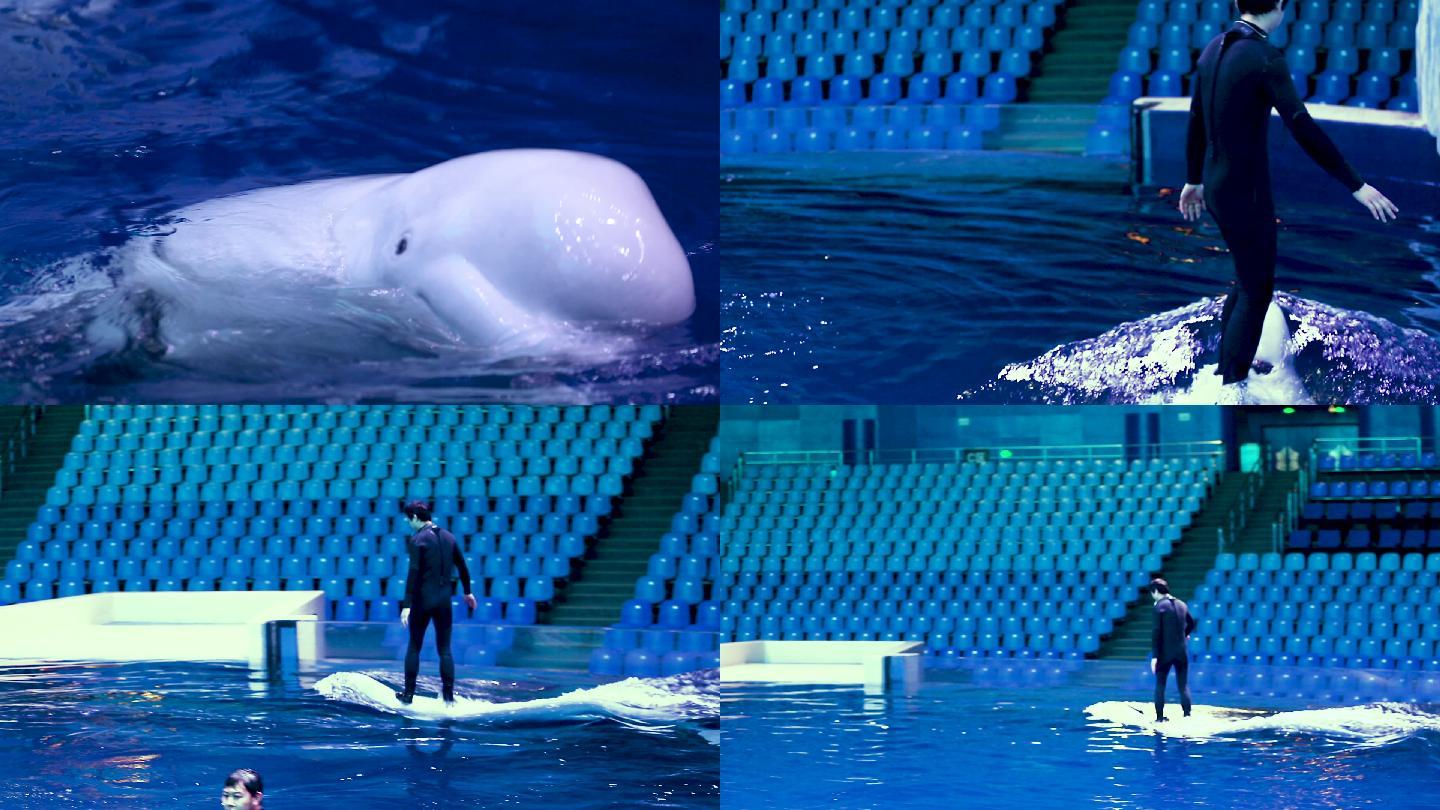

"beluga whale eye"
[395, 236, 408, 256]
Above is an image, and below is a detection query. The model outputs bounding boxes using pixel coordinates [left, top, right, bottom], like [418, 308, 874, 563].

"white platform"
[0, 591, 326, 667]
[721, 640, 924, 689]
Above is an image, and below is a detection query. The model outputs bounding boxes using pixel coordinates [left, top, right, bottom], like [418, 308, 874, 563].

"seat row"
[745, 456, 1218, 478]
[723, 567, 1140, 588]
[3, 574, 559, 604]
[729, 521, 1179, 544]
[1311, 478, 1440, 498]
[85, 403, 659, 424]
[35, 494, 612, 525]
[1288, 528, 1440, 551]
[45, 473, 635, 505]
[722, 0, 1065, 36]
[25, 513, 602, 544]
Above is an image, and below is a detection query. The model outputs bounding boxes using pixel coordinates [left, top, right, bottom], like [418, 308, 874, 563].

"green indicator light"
[1283, 407, 1296, 414]
[999, 449, 1014, 458]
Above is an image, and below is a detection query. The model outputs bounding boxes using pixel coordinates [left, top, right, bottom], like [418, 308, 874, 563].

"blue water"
[0, 0, 716, 403]
[0, 660, 718, 808]
[720, 151, 1440, 404]
[721, 660, 1440, 809]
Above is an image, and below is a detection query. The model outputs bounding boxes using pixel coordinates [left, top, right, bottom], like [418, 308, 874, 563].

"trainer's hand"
[1353, 183, 1398, 222]
[1178, 183, 1205, 221]
[1150, 658, 1157, 674]
[400, 607, 410, 629]
[464, 593, 477, 611]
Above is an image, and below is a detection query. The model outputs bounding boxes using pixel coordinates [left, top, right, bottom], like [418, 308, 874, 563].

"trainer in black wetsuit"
[1149, 577, 1196, 722]
[1180, 0, 1396, 385]
[397, 500, 475, 705]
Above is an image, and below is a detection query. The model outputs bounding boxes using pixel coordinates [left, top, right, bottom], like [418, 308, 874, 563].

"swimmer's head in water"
[402, 499, 434, 528]
[1148, 578, 1171, 599]
[220, 769, 262, 810]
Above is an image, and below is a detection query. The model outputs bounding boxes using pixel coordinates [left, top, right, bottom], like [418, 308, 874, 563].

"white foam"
[314, 671, 713, 725]
[1085, 700, 1440, 744]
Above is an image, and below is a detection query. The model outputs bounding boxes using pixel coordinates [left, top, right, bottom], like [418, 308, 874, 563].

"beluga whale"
[86, 149, 696, 363]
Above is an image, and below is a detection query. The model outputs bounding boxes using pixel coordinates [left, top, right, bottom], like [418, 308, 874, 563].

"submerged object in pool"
[967, 292, 1440, 404]
[1085, 700, 1440, 742]
[86, 149, 695, 359]
[314, 670, 716, 725]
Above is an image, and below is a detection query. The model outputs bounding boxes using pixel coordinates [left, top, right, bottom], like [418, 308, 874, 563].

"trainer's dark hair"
[1148, 578, 1170, 595]
[402, 499, 433, 522]
[224, 768, 263, 795]
[1236, 0, 1281, 16]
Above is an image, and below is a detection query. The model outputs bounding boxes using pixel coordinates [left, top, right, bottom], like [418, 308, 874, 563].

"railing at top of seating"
[735, 440, 1225, 484]
[1309, 436, 1425, 472]
[0, 407, 44, 496]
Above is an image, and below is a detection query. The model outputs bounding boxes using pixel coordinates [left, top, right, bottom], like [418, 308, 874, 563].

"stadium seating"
[1, 405, 663, 628]
[1103, 0, 1419, 108]
[1090, 0, 1419, 154]
[1194, 551, 1440, 670]
[590, 437, 723, 677]
[721, 0, 1072, 152]
[1284, 451, 1440, 552]
[718, 455, 1219, 661]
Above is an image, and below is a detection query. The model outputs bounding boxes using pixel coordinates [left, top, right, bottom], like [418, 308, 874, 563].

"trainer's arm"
[1185, 607, 1197, 638]
[1185, 78, 1206, 185]
[401, 541, 423, 611]
[1263, 54, 1364, 192]
[453, 542, 473, 597]
[1152, 603, 1163, 660]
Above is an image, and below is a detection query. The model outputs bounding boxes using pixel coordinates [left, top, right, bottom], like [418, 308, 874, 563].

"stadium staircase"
[546, 406, 718, 627]
[1099, 470, 1250, 658]
[1028, 0, 1144, 102]
[0, 406, 83, 570]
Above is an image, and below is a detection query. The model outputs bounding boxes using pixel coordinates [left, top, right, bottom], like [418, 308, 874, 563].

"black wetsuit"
[400, 523, 473, 702]
[1187, 20, 1364, 384]
[1152, 595, 1197, 720]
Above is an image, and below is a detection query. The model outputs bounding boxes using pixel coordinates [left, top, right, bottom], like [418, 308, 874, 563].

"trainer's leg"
[434, 602, 456, 702]
[403, 608, 434, 699]
[1213, 208, 1277, 385]
[1175, 656, 1193, 717]
[1154, 659, 1174, 721]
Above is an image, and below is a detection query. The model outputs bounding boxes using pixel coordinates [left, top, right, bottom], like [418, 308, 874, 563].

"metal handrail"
[1308, 435, 1425, 471]
[740, 440, 1226, 468]
[1, 406, 43, 495]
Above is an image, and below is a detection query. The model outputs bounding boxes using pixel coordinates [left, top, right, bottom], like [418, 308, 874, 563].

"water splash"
[1086, 701, 1440, 747]
[965, 293, 1440, 404]
[315, 669, 717, 726]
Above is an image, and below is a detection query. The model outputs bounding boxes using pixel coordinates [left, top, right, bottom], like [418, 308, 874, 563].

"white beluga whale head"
[335, 149, 695, 345]
[1236, 299, 1312, 405]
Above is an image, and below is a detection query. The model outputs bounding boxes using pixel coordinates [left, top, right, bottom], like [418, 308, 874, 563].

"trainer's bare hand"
[1353, 183, 1398, 222]
[464, 593, 477, 611]
[1178, 183, 1205, 221]
[400, 607, 410, 629]
[1150, 658, 1157, 674]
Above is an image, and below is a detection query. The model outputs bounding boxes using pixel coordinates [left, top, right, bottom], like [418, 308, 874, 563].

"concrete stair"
[0, 406, 85, 567]
[986, 104, 1099, 153]
[1026, 0, 1136, 104]
[1100, 472, 1252, 659]
[545, 405, 719, 627]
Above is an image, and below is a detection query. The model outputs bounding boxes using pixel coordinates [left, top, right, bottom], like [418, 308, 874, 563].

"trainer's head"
[402, 499, 433, 529]
[1236, 0, 1285, 30]
[220, 769, 262, 810]
[1148, 578, 1171, 601]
